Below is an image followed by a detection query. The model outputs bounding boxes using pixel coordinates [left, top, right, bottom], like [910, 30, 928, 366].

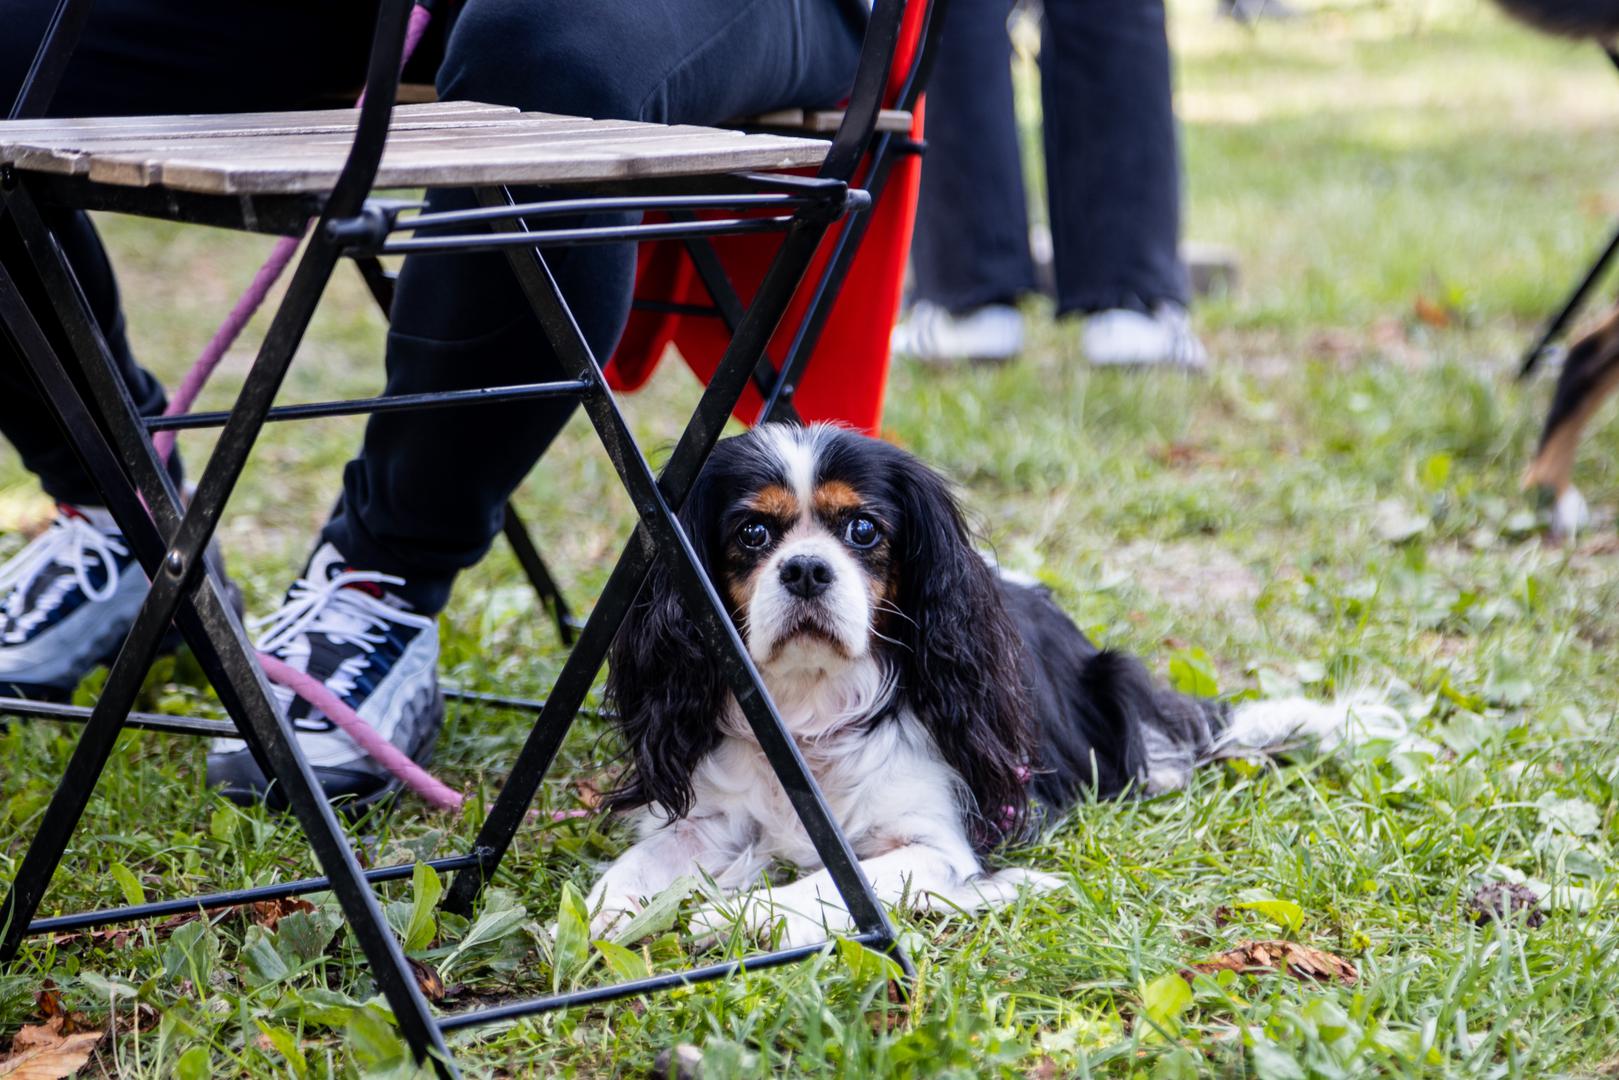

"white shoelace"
[252, 568, 433, 702]
[0, 516, 129, 639]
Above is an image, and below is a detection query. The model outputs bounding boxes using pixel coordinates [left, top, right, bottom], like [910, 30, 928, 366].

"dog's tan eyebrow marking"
[813, 480, 862, 516]
[746, 484, 799, 519]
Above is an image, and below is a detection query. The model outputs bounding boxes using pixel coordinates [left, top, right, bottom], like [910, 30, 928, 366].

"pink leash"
[154, 3, 584, 818]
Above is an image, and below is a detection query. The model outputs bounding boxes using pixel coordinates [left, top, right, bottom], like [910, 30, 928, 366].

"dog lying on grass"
[587, 424, 1409, 947]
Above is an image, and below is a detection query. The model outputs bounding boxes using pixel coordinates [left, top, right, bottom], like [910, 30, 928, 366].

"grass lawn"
[6, 0, 1619, 1075]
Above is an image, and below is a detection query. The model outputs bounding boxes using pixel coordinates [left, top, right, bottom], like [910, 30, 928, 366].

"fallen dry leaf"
[249, 897, 316, 930]
[1025, 1056, 1063, 1080]
[408, 958, 445, 1002]
[31, 988, 88, 1037]
[1183, 940, 1357, 986]
[52, 910, 198, 950]
[1, 1017, 103, 1080]
[1413, 294, 1452, 328]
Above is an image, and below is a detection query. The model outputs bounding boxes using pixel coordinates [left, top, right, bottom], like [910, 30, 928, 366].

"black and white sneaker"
[0, 506, 145, 701]
[206, 542, 444, 811]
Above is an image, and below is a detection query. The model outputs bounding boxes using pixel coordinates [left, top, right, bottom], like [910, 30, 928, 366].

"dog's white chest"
[694, 711, 962, 869]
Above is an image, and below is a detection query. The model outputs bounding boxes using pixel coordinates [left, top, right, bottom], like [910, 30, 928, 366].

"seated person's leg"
[207, 0, 866, 804]
[0, 1, 377, 700]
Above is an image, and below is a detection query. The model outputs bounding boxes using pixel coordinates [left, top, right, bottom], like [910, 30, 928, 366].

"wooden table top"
[0, 101, 832, 195]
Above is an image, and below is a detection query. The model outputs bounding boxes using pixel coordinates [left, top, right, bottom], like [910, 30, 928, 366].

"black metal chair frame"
[0, 0, 939, 1073]
[1519, 46, 1619, 380]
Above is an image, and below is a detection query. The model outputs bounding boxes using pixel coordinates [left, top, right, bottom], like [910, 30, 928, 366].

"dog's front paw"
[688, 892, 840, 950]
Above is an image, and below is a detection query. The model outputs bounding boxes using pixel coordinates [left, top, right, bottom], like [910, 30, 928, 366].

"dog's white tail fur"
[1205, 694, 1429, 762]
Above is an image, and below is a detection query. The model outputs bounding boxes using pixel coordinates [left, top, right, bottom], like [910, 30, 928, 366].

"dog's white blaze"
[742, 424, 873, 669]
[754, 421, 821, 508]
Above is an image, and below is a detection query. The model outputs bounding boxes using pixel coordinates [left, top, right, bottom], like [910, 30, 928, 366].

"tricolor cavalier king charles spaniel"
[588, 424, 1400, 946]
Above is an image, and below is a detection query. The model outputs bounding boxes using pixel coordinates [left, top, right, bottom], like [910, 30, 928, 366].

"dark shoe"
[207, 542, 443, 812]
[0, 506, 147, 701]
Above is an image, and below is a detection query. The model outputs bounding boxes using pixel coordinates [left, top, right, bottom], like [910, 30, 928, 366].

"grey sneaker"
[0, 506, 146, 701]
[206, 542, 444, 812]
[891, 301, 1025, 365]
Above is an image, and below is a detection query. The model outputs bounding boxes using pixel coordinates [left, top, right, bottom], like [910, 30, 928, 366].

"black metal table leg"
[0, 178, 457, 1075]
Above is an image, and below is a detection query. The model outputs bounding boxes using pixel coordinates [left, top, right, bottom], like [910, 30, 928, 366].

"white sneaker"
[891, 301, 1025, 365]
[1082, 303, 1209, 372]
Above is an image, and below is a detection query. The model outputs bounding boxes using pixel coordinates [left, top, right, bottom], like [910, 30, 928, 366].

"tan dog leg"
[1524, 306, 1619, 538]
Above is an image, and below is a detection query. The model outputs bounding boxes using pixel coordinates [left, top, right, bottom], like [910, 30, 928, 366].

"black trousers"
[908, 0, 1189, 318]
[0, 0, 863, 613]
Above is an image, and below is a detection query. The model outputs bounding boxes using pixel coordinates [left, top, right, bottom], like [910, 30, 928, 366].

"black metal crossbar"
[436, 931, 889, 1032]
[143, 379, 591, 431]
[26, 854, 485, 937]
[0, 686, 573, 736]
[0, 0, 939, 1074]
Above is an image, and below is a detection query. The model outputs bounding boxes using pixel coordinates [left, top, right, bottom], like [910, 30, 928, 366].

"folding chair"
[1519, 46, 1619, 380]
[486, 2, 941, 640]
[0, 1, 930, 1072]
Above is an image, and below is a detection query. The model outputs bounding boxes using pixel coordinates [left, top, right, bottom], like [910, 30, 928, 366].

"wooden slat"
[15, 118, 655, 182]
[0, 101, 518, 137]
[0, 100, 828, 194]
[84, 125, 774, 189]
[743, 108, 912, 134]
[156, 135, 825, 194]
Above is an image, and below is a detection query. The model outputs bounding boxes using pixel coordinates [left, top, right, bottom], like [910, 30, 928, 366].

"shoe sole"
[216, 685, 447, 819]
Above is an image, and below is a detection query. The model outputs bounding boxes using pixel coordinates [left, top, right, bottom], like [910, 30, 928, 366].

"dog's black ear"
[888, 449, 1034, 849]
[604, 463, 728, 820]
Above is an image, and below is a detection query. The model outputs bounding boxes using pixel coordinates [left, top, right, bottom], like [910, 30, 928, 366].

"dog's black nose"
[779, 554, 833, 599]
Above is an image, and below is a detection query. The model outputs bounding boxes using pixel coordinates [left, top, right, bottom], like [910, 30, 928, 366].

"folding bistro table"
[0, 0, 930, 1072]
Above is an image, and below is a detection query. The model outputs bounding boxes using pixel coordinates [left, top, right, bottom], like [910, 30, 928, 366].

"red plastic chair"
[604, 1, 934, 435]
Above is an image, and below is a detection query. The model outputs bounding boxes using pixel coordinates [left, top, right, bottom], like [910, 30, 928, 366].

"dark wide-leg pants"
[0, 0, 863, 613]
[908, 0, 1189, 318]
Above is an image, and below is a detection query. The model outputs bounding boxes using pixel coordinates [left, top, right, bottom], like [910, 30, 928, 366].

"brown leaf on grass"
[31, 988, 88, 1037]
[1025, 1056, 1063, 1080]
[1150, 442, 1219, 470]
[52, 911, 199, 950]
[1, 1015, 104, 1079]
[1413, 295, 1452, 328]
[0, 1029, 102, 1080]
[408, 958, 445, 1002]
[1182, 940, 1357, 986]
[249, 897, 316, 930]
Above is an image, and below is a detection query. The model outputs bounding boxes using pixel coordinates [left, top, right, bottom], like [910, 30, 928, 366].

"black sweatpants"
[907, 0, 1189, 318]
[0, 0, 864, 613]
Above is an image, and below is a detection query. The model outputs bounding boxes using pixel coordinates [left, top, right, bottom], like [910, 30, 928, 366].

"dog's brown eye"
[845, 515, 880, 549]
[738, 521, 771, 550]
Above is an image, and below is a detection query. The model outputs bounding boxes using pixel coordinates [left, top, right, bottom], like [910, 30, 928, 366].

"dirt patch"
[1107, 540, 1264, 623]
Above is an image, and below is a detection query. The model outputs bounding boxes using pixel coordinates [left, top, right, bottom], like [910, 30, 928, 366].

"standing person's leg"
[1040, 0, 1204, 369]
[0, 0, 378, 700]
[208, 0, 867, 804]
[892, 0, 1034, 364]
